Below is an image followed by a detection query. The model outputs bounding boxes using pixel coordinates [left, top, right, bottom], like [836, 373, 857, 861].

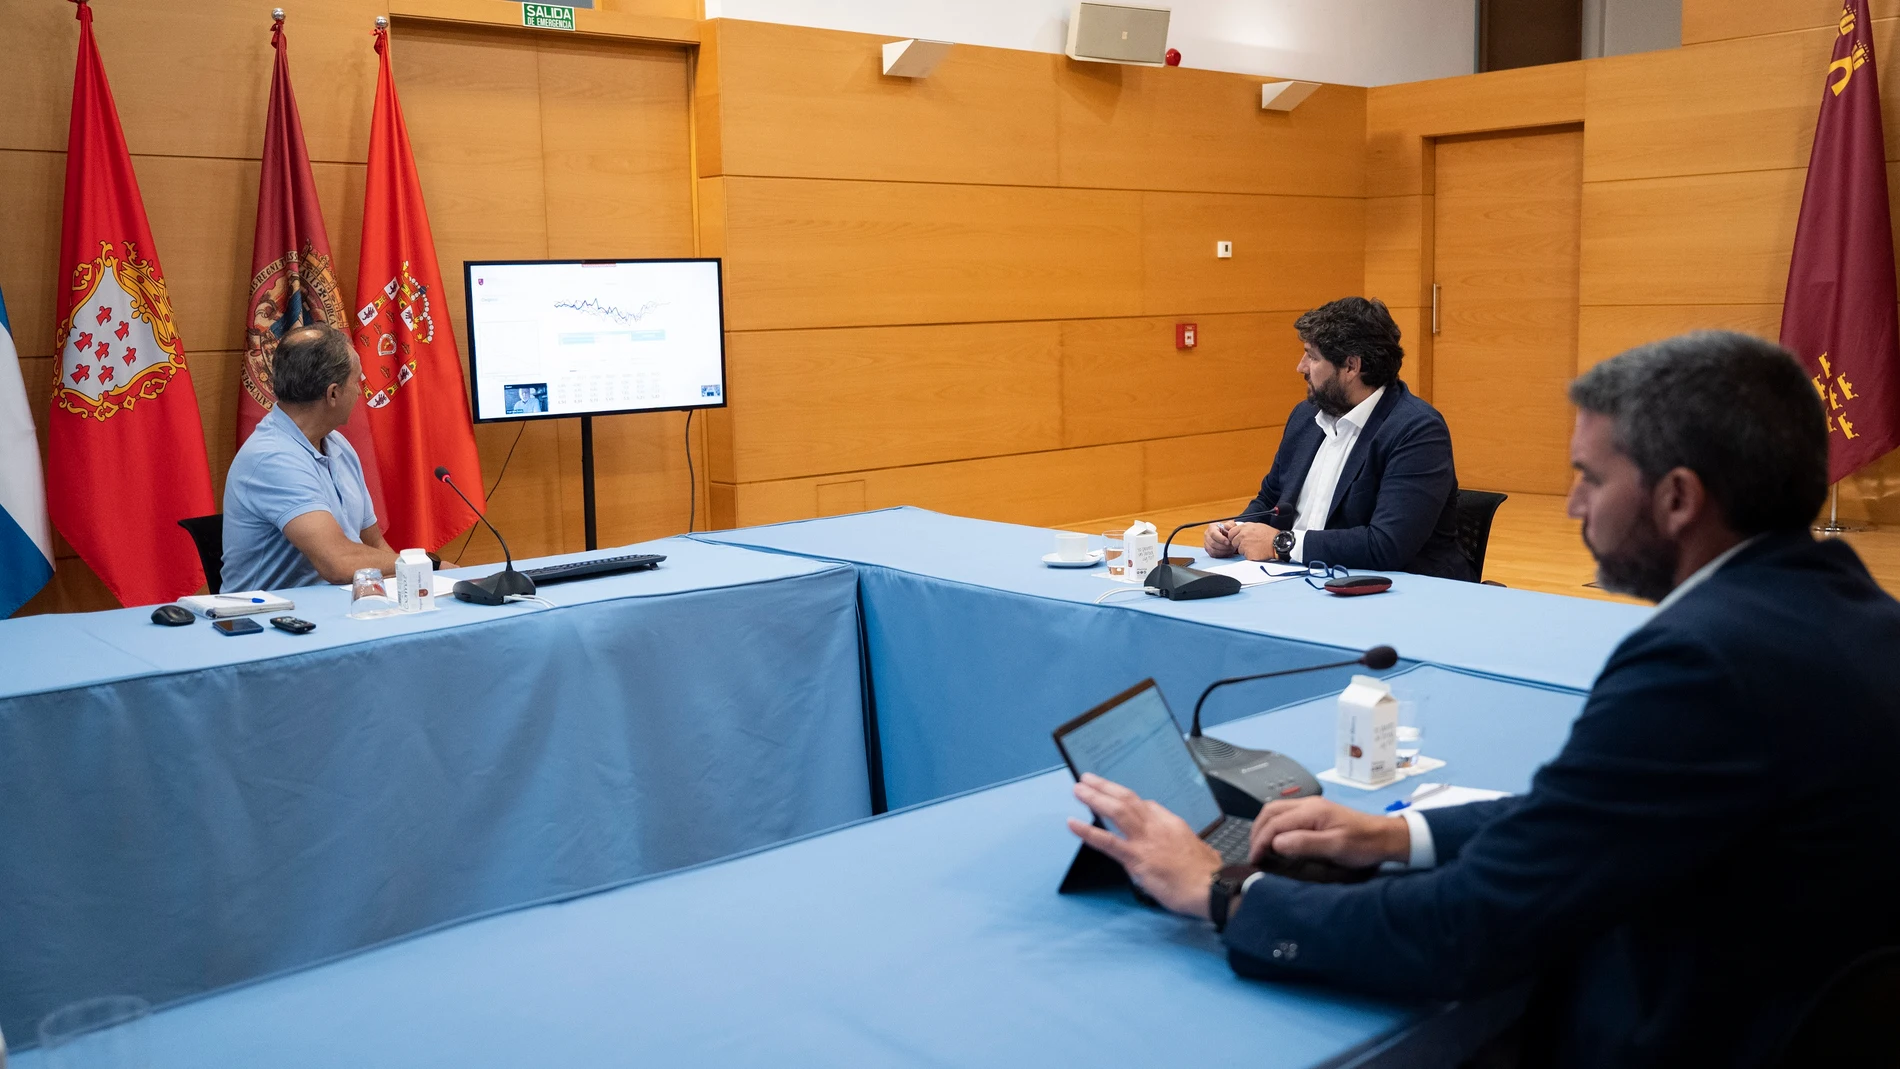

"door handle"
[1431, 284, 1441, 335]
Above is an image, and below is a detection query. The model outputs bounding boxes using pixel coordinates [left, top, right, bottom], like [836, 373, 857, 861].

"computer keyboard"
[1206, 815, 1254, 865]
[521, 553, 666, 585]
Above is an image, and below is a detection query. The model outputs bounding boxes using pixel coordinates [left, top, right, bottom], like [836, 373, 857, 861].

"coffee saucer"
[1042, 550, 1104, 568]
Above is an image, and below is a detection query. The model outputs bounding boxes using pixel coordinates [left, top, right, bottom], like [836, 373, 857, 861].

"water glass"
[38, 996, 149, 1069]
[348, 567, 400, 620]
[1396, 699, 1425, 766]
[1101, 531, 1126, 577]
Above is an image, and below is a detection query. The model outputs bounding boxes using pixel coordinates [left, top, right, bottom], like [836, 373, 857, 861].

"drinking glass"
[39, 996, 149, 1069]
[1101, 531, 1126, 577]
[348, 567, 400, 620]
[1396, 698, 1425, 767]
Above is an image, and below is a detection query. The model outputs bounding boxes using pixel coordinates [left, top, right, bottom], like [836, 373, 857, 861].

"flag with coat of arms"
[48, 0, 216, 606]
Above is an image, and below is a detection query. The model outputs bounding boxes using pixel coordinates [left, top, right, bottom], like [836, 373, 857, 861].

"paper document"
[1402, 783, 1510, 811]
[178, 591, 295, 619]
[1203, 560, 1303, 587]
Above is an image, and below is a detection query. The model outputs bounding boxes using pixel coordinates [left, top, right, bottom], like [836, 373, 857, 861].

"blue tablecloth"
[0, 538, 869, 1045]
[695, 508, 1647, 809]
[12, 666, 1582, 1069]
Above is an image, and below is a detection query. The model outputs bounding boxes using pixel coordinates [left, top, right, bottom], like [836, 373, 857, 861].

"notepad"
[1202, 561, 1304, 587]
[177, 591, 295, 619]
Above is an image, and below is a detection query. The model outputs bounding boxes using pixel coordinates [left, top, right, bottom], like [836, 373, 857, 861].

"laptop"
[1053, 678, 1255, 865]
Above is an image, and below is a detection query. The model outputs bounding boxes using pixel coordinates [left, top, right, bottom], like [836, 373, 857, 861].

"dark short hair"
[1568, 331, 1827, 536]
[1294, 297, 1405, 388]
[272, 324, 356, 405]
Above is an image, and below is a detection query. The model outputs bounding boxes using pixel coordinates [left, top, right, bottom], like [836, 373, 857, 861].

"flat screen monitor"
[464, 258, 726, 423]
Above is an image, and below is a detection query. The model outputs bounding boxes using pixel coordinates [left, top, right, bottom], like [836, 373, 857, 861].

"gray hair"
[1568, 331, 1828, 536]
[272, 324, 356, 405]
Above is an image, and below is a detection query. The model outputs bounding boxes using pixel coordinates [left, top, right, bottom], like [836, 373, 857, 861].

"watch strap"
[1209, 863, 1260, 933]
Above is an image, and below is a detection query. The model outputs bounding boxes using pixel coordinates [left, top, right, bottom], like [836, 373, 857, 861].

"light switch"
[1216, 241, 1233, 258]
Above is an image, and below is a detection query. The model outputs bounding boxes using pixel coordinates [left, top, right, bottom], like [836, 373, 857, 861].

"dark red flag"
[48, 0, 216, 606]
[351, 23, 483, 551]
[1781, 0, 1900, 482]
[240, 12, 387, 520]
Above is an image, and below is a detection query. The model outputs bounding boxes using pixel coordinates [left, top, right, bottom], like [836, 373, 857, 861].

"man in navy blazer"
[1071, 332, 1900, 1067]
[1205, 297, 1473, 581]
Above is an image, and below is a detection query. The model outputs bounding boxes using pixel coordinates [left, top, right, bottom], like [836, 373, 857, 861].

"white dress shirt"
[1388, 534, 1765, 871]
[1288, 386, 1385, 563]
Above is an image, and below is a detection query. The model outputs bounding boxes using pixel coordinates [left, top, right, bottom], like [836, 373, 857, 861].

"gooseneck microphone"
[1184, 644, 1400, 817]
[434, 466, 536, 605]
[1143, 505, 1296, 601]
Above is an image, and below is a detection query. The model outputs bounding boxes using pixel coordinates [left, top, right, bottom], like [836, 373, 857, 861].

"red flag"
[350, 24, 482, 551]
[48, 0, 215, 606]
[240, 12, 387, 520]
[1781, 0, 1900, 482]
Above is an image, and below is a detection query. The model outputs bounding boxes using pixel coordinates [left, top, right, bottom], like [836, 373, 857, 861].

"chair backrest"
[1454, 489, 1508, 581]
[176, 514, 224, 595]
[1773, 945, 1900, 1067]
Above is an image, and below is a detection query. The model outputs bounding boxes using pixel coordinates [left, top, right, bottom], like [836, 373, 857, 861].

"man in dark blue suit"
[1205, 296, 1472, 581]
[1071, 332, 1900, 1067]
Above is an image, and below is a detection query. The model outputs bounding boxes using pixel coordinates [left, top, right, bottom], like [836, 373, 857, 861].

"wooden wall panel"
[1057, 67, 1366, 197]
[1364, 194, 1432, 307]
[1367, 62, 1585, 197]
[719, 322, 1064, 483]
[703, 20, 1061, 187]
[1138, 193, 1364, 316]
[1580, 168, 1807, 306]
[1578, 305, 1783, 370]
[1682, 0, 1899, 45]
[718, 177, 1144, 331]
[1060, 313, 1306, 447]
[1585, 26, 1851, 183]
[0, 149, 65, 359]
[1143, 426, 1284, 509]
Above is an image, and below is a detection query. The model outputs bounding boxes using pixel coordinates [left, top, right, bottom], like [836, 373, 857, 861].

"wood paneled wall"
[1, 0, 702, 614]
[1369, 2, 1900, 522]
[695, 19, 1366, 528]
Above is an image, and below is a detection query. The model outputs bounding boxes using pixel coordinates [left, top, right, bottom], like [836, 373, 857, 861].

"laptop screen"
[1056, 683, 1223, 836]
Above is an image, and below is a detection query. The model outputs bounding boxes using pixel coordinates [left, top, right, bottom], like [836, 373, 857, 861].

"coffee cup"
[1054, 531, 1089, 561]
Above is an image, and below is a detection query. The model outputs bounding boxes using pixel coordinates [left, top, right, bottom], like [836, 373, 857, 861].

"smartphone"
[213, 618, 264, 636]
[270, 616, 316, 635]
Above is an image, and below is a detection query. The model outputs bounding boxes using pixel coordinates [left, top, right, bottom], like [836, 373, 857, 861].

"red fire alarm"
[1176, 322, 1197, 349]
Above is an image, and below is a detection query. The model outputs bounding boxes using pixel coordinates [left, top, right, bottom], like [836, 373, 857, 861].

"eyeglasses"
[1302, 561, 1350, 590]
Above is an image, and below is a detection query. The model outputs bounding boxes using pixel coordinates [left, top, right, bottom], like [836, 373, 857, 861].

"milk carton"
[395, 548, 434, 613]
[1123, 521, 1160, 582]
[1335, 674, 1398, 786]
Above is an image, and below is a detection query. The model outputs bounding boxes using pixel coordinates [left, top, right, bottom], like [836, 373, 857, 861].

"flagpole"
[1815, 482, 1863, 537]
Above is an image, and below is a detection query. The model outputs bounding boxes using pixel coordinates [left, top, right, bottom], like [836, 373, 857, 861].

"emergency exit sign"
[522, 3, 575, 30]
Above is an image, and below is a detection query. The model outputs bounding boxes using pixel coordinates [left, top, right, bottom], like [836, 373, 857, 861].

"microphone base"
[1143, 563, 1241, 601]
[452, 567, 538, 606]
[1187, 733, 1322, 819]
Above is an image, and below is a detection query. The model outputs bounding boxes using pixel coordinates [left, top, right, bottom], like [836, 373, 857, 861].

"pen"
[1384, 783, 1451, 812]
[215, 595, 267, 603]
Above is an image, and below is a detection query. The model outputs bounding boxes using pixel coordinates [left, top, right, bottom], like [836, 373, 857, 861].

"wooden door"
[391, 25, 700, 561]
[1431, 126, 1583, 495]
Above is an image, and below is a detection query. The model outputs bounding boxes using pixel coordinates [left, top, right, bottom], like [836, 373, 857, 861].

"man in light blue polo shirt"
[223, 324, 396, 591]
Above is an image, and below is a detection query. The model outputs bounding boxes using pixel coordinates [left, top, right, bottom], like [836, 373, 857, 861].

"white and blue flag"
[0, 283, 54, 616]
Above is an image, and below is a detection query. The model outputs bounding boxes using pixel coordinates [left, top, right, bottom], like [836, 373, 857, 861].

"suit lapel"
[1326, 383, 1404, 522]
[1280, 419, 1325, 516]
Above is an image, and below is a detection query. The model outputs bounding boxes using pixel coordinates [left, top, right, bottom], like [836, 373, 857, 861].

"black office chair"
[177, 514, 224, 595]
[1454, 489, 1508, 583]
[1772, 945, 1900, 1067]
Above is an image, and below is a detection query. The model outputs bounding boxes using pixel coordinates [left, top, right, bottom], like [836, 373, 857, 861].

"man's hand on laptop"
[1250, 797, 1410, 869]
[1068, 774, 1222, 919]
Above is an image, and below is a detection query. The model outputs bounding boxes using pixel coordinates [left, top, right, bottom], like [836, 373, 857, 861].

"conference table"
[697, 507, 1650, 809]
[6, 664, 1583, 1069]
[0, 537, 870, 1047]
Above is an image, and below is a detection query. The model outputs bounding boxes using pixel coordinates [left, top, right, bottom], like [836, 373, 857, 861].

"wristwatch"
[1272, 530, 1295, 563]
[1209, 863, 1260, 933]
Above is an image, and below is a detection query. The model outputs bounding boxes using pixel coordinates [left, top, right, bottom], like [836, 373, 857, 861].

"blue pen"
[1385, 783, 1450, 812]
[215, 595, 267, 603]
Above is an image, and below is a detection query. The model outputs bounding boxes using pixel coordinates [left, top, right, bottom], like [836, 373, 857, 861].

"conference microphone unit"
[1143, 505, 1296, 601]
[434, 466, 536, 605]
[1187, 644, 1399, 818]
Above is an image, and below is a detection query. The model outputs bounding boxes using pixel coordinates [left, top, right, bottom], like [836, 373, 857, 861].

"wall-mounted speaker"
[1260, 80, 1322, 111]
[882, 39, 954, 78]
[1065, 2, 1172, 67]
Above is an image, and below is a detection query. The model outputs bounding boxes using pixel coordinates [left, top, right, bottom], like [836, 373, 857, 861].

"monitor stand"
[580, 414, 600, 551]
